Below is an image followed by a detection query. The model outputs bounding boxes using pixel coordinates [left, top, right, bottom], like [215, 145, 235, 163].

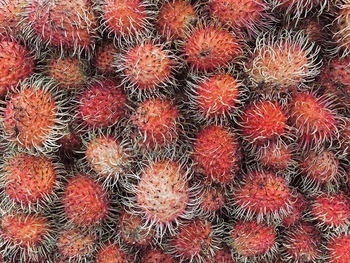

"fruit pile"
[0, 0, 349, 262]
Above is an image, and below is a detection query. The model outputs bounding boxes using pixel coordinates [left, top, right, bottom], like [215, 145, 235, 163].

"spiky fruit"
[1, 76, 67, 153]
[94, 42, 119, 76]
[281, 221, 322, 263]
[207, 0, 273, 37]
[62, 174, 109, 228]
[142, 247, 174, 263]
[0, 0, 26, 35]
[0, 38, 35, 97]
[228, 220, 277, 261]
[1, 152, 61, 211]
[309, 192, 350, 230]
[318, 57, 350, 110]
[213, 244, 236, 263]
[25, 0, 98, 56]
[245, 30, 320, 99]
[191, 124, 241, 185]
[325, 233, 350, 263]
[289, 92, 339, 148]
[156, 0, 198, 40]
[96, 243, 132, 263]
[128, 158, 193, 234]
[332, 2, 350, 56]
[43, 52, 88, 90]
[82, 131, 134, 187]
[56, 228, 96, 261]
[197, 185, 227, 220]
[129, 97, 181, 150]
[167, 218, 220, 263]
[99, 0, 152, 40]
[339, 117, 350, 158]
[282, 191, 308, 227]
[256, 139, 296, 173]
[116, 38, 178, 95]
[117, 209, 154, 247]
[232, 170, 293, 223]
[240, 100, 288, 148]
[186, 71, 243, 123]
[182, 23, 242, 72]
[0, 211, 54, 262]
[299, 148, 341, 191]
[75, 79, 128, 130]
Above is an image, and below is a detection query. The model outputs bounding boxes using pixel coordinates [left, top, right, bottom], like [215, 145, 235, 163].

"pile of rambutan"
[0, 0, 349, 262]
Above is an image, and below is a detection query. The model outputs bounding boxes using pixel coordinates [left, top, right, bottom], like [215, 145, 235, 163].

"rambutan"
[288, 91, 339, 149]
[0, 37, 35, 97]
[185, 69, 244, 124]
[94, 42, 119, 76]
[0, 211, 54, 262]
[155, 0, 198, 41]
[1, 75, 67, 154]
[240, 100, 289, 149]
[281, 221, 322, 262]
[331, 1, 350, 57]
[96, 242, 134, 263]
[309, 191, 350, 231]
[0, 0, 27, 36]
[128, 97, 182, 151]
[191, 124, 242, 185]
[142, 247, 175, 263]
[244, 29, 320, 100]
[181, 22, 243, 72]
[60, 173, 110, 228]
[325, 232, 350, 263]
[196, 185, 227, 220]
[166, 218, 221, 263]
[282, 191, 308, 227]
[232, 169, 294, 223]
[207, 0, 274, 38]
[74, 78, 129, 130]
[228, 219, 278, 261]
[115, 36, 179, 97]
[0, 152, 63, 211]
[24, 0, 98, 56]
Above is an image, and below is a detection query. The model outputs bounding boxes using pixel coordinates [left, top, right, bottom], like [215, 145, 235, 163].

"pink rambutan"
[96, 242, 134, 263]
[282, 191, 308, 227]
[0, 0, 27, 36]
[142, 247, 175, 263]
[94, 42, 119, 76]
[325, 233, 350, 263]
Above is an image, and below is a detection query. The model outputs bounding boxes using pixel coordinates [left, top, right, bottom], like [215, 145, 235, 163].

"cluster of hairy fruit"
[0, 0, 349, 262]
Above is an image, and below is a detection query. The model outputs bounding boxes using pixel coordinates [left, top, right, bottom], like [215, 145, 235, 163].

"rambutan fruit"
[55, 227, 96, 262]
[74, 78, 129, 130]
[79, 129, 135, 188]
[239, 99, 289, 150]
[155, 0, 198, 41]
[0, 37, 35, 97]
[227, 219, 278, 262]
[115, 36, 180, 97]
[281, 221, 322, 263]
[60, 173, 110, 229]
[196, 184, 227, 220]
[244, 29, 320, 100]
[181, 22, 243, 72]
[96, 242, 135, 263]
[191, 124, 242, 186]
[56, 121, 82, 160]
[94, 42, 119, 76]
[331, 1, 350, 57]
[288, 91, 339, 149]
[185, 68, 245, 124]
[0, 152, 63, 212]
[325, 232, 350, 263]
[123, 154, 197, 236]
[256, 138, 297, 174]
[318, 57, 350, 111]
[207, 0, 275, 38]
[213, 243, 236, 263]
[282, 191, 308, 227]
[166, 218, 221, 263]
[0, 210, 55, 262]
[24, 0, 99, 57]
[128, 97, 182, 151]
[309, 191, 350, 231]
[141, 247, 175, 263]
[0, 0, 27, 36]
[97, 0, 153, 42]
[339, 117, 350, 158]
[298, 148, 342, 192]
[40, 51, 89, 90]
[232, 169, 294, 223]
[117, 208, 154, 247]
